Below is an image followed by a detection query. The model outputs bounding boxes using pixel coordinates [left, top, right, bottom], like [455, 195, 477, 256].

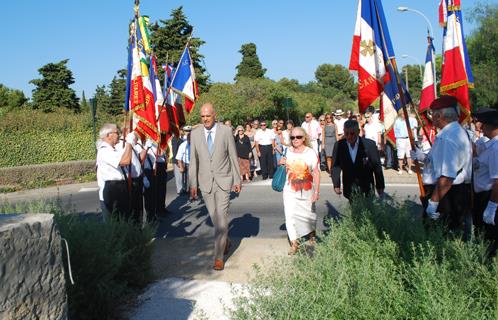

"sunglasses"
[290, 135, 304, 140]
[261, 123, 267, 126]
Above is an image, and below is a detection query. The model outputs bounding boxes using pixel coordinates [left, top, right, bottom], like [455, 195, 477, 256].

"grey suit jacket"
[189, 124, 241, 193]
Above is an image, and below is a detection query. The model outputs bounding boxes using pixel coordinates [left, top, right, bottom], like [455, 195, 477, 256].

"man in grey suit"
[189, 103, 241, 271]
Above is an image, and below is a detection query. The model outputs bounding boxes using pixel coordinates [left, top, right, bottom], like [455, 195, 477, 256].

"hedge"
[0, 108, 120, 167]
[0, 160, 95, 190]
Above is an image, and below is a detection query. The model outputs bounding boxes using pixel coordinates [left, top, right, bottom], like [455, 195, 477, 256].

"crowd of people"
[96, 99, 498, 270]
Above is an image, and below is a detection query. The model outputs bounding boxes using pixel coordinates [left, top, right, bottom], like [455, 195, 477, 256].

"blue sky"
[2, 0, 495, 98]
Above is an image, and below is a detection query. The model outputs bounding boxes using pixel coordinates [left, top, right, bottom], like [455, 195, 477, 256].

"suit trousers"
[202, 183, 231, 261]
[259, 145, 274, 179]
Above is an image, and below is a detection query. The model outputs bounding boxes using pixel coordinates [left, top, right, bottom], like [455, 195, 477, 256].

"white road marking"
[79, 187, 99, 192]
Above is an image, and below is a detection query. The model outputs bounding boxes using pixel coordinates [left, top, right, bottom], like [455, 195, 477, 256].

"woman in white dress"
[279, 127, 320, 254]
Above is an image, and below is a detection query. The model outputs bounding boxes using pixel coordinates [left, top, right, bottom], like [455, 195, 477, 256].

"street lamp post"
[401, 54, 423, 80]
[397, 6, 434, 39]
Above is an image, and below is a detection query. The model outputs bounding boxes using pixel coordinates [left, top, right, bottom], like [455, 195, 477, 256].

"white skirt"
[283, 191, 317, 241]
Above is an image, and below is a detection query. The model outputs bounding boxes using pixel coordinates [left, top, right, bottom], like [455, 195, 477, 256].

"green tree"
[150, 7, 209, 92]
[108, 69, 127, 115]
[314, 64, 356, 100]
[235, 43, 266, 81]
[94, 85, 111, 116]
[467, 3, 498, 108]
[401, 64, 423, 104]
[81, 91, 89, 111]
[0, 84, 27, 112]
[30, 59, 80, 112]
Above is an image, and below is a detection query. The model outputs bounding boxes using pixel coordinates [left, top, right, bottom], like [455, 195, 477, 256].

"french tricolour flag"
[440, 0, 473, 122]
[419, 36, 436, 112]
[349, 0, 411, 142]
[171, 47, 199, 113]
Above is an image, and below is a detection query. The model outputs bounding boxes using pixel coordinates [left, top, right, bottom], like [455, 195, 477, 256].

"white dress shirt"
[203, 123, 217, 144]
[176, 140, 190, 164]
[347, 139, 359, 164]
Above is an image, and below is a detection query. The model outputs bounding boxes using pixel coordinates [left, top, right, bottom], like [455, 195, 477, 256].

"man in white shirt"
[471, 108, 498, 255]
[301, 112, 322, 153]
[410, 96, 472, 240]
[334, 109, 347, 139]
[96, 123, 136, 221]
[363, 112, 383, 151]
[175, 127, 191, 194]
[255, 120, 276, 180]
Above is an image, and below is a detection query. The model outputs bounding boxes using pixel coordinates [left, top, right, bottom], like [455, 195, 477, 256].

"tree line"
[1, 4, 496, 119]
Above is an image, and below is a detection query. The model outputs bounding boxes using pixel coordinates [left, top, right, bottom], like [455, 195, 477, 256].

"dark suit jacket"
[332, 137, 385, 199]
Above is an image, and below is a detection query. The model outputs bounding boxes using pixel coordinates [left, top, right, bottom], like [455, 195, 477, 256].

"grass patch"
[1, 199, 155, 320]
[232, 196, 498, 319]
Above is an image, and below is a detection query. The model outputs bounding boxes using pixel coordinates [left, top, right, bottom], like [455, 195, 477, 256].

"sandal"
[288, 241, 299, 255]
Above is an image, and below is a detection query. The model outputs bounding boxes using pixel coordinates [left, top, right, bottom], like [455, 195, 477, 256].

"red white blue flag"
[349, 0, 411, 141]
[440, 0, 473, 122]
[171, 47, 199, 113]
[419, 36, 436, 112]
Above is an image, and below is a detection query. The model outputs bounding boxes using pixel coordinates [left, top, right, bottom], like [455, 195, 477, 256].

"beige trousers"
[202, 183, 231, 261]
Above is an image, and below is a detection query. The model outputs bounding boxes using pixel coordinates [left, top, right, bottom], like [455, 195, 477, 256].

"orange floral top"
[284, 147, 319, 198]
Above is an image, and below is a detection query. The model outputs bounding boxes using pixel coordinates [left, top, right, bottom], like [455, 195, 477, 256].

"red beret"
[430, 95, 458, 110]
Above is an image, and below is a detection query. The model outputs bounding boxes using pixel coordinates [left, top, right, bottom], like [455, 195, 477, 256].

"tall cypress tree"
[150, 7, 209, 92]
[108, 69, 127, 115]
[81, 90, 89, 110]
[234, 43, 266, 81]
[30, 59, 80, 112]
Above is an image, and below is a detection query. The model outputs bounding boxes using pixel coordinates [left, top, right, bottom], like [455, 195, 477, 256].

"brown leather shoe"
[224, 238, 231, 255]
[213, 259, 224, 271]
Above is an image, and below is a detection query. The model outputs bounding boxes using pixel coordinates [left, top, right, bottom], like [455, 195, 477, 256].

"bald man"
[189, 103, 241, 270]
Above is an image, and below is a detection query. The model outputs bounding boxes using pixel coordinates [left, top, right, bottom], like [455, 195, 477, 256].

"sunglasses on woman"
[290, 135, 303, 140]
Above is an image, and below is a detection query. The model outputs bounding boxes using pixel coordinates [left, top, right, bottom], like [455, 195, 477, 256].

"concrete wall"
[0, 214, 67, 320]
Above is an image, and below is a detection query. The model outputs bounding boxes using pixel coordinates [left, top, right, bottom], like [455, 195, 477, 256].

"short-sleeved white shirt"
[301, 120, 321, 141]
[363, 121, 382, 146]
[428, 121, 472, 185]
[96, 141, 125, 200]
[175, 140, 190, 164]
[255, 128, 275, 145]
[335, 118, 347, 135]
[116, 142, 142, 178]
[474, 136, 498, 192]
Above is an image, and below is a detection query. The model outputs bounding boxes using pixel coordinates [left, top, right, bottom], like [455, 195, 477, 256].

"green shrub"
[233, 196, 498, 319]
[0, 108, 121, 167]
[1, 200, 155, 320]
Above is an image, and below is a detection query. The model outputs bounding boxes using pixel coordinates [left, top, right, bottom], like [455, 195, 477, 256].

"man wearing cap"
[175, 126, 192, 194]
[189, 103, 241, 271]
[410, 96, 473, 239]
[472, 107, 498, 255]
[334, 109, 347, 140]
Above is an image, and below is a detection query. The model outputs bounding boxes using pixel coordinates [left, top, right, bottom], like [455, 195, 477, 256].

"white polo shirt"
[96, 141, 125, 200]
[429, 121, 472, 185]
[336, 118, 347, 135]
[474, 136, 498, 193]
[255, 128, 275, 146]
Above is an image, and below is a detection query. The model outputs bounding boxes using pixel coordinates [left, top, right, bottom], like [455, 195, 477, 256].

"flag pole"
[373, 0, 426, 198]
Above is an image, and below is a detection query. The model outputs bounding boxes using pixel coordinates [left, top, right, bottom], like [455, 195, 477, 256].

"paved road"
[0, 171, 422, 239]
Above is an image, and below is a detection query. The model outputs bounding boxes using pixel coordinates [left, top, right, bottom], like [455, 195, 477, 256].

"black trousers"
[473, 190, 498, 256]
[143, 169, 157, 222]
[130, 177, 143, 225]
[103, 180, 130, 220]
[259, 145, 274, 179]
[156, 162, 167, 213]
[422, 183, 472, 240]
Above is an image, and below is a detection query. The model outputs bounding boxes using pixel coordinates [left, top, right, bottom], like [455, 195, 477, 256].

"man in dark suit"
[332, 120, 385, 200]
